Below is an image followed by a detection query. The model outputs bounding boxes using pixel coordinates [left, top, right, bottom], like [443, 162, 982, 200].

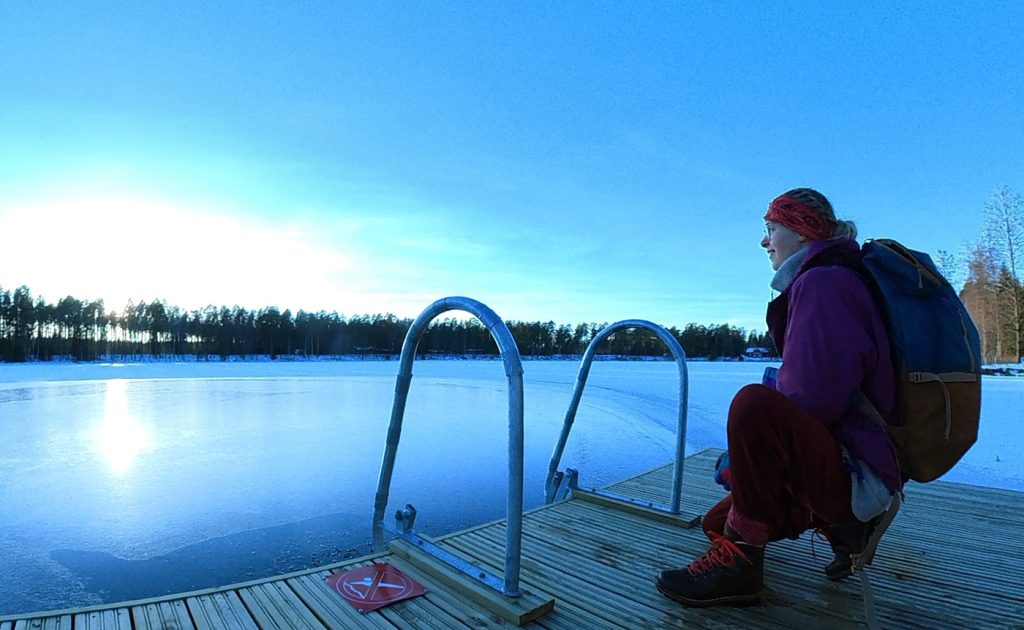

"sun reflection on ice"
[94, 379, 153, 473]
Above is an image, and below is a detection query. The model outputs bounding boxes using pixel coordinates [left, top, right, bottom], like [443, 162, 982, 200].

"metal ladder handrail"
[545, 319, 689, 514]
[371, 296, 525, 597]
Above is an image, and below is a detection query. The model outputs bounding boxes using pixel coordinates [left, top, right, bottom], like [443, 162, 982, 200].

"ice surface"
[0, 359, 1020, 615]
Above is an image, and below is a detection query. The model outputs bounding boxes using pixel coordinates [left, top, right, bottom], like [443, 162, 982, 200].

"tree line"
[942, 185, 1024, 364]
[0, 288, 775, 363]
[7, 186, 1017, 365]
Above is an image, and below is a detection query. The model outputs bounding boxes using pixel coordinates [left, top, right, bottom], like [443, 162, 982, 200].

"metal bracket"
[378, 516, 515, 596]
[545, 468, 579, 503]
[544, 471, 563, 503]
[395, 503, 417, 533]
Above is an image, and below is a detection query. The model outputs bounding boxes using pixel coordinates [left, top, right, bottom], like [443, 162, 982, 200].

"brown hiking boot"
[822, 517, 880, 581]
[656, 532, 764, 607]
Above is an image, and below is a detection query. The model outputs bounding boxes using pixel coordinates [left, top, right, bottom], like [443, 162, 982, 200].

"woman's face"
[761, 221, 807, 271]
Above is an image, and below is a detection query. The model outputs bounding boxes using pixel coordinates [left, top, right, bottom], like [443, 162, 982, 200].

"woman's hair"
[781, 187, 857, 240]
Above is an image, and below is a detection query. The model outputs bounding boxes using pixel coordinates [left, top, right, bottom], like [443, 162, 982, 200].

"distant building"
[744, 347, 771, 359]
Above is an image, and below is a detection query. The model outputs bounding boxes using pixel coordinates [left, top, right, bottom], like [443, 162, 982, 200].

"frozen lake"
[1, 359, 1021, 615]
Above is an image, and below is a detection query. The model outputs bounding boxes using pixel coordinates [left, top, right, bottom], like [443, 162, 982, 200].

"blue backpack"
[858, 239, 983, 483]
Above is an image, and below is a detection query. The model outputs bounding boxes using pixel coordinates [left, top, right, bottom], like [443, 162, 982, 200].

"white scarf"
[770, 247, 810, 293]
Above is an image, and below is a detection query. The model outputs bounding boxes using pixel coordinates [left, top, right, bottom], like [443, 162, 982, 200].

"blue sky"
[1, 2, 1022, 332]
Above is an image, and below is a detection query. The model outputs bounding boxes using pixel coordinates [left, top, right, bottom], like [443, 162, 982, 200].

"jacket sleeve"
[776, 266, 879, 426]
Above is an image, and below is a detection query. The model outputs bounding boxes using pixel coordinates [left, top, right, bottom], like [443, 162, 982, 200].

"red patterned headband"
[764, 195, 833, 241]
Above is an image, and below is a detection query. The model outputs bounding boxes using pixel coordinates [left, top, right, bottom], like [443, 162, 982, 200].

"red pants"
[702, 384, 856, 545]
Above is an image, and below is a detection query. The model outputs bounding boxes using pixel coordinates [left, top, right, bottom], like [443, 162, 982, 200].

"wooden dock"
[3, 449, 1022, 629]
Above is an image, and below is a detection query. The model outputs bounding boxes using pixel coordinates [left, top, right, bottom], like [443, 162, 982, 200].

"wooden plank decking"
[3, 449, 1022, 629]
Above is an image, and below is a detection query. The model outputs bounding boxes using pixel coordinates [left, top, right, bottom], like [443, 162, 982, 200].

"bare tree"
[982, 186, 1024, 361]
[935, 249, 966, 294]
[962, 244, 1001, 363]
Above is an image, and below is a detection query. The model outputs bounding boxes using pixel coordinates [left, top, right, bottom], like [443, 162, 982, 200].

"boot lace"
[686, 532, 752, 576]
[810, 527, 831, 561]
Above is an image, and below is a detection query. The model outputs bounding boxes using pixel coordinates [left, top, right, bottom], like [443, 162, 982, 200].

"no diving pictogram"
[327, 563, 426, 613]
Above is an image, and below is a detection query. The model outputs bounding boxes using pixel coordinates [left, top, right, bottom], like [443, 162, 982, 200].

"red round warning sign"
[327, 563, 427, 613]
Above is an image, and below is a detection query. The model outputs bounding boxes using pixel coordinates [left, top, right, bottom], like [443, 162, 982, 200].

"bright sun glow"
[0, 191, 352, 312]
[94, 379, 154, 474]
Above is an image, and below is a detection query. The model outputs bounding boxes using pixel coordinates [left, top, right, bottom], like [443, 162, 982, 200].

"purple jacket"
[766, 238, 901, 492]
